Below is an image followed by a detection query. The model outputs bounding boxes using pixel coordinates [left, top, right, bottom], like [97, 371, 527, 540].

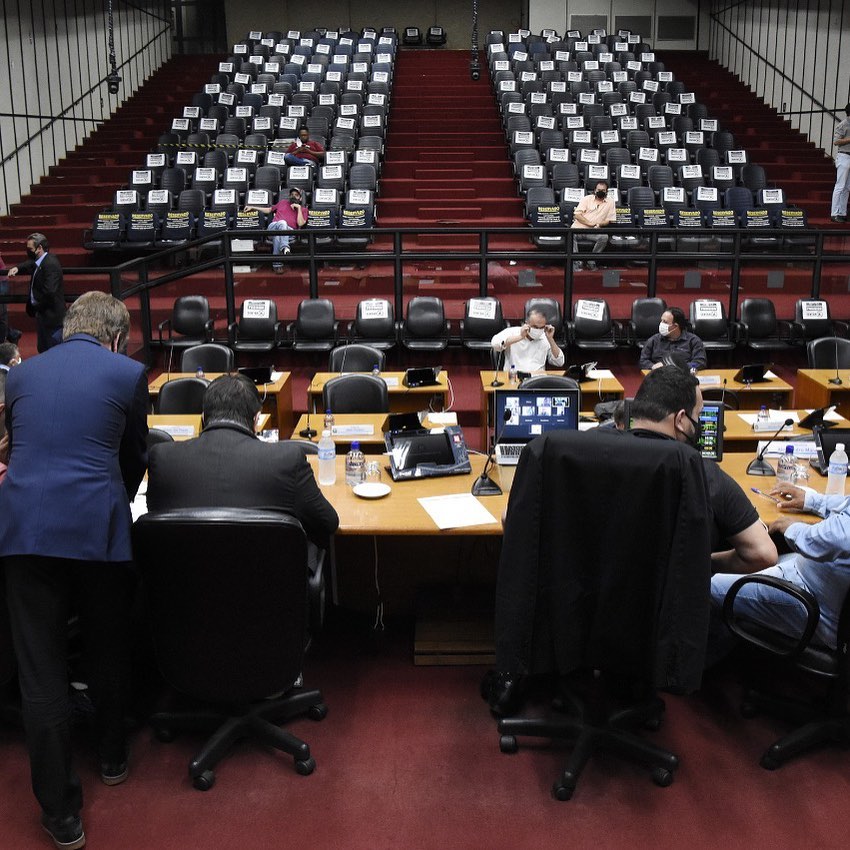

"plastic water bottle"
[345, 440, 366, 486]
[757, 405, 768, 422]
[196, 365, 204, 379]
[509, 362, 518, 385]
[317, 430, 336, 486]
[826, 442, 848, 496]
[372, 363, 381, 378]
[777, 444, 796, 484]
[324, 408, 335, 432]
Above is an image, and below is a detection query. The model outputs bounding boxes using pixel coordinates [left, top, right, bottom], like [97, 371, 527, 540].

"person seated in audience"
[284, 127, 325, 168]
[628, 366, 777, 576]
[147, 374, 339, 573]
[0, 341, 21, 370]
[639, 307, 707, 371]
[490, 307, 565, 373]
[570, 179, 615, 271]
[244, 187, 308, 273]
[709, 479, 850, 665]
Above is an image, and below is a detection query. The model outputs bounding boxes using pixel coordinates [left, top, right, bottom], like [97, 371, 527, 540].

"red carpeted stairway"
[663, 51, 837, 225]
[0, 54, 225, 270]
[380, 50, 526, 244]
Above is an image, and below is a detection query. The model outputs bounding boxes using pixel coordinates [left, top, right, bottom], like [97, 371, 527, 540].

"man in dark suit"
[0, 291, 147, 850]
[147, 374, 339, 553]
[6, 232, 66, 352]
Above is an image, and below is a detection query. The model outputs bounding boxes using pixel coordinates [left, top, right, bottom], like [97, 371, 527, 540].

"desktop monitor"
[494, 387, 580, 444]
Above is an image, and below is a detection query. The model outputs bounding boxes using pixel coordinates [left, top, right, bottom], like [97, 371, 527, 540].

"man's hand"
[544, 324, 555, 340]
[7, 267, 18, 277]
[769, 483, 807, 511]
[519, 323, 531, 340]
[768, 515, 797, 536]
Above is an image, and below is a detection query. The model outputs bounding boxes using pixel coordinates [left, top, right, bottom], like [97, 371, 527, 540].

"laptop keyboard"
[495, 444, 524, 466]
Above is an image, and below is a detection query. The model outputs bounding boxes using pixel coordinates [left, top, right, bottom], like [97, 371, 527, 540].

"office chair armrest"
[834, 320, 849, 338]
[789, 320, 805, 342]
[736, 321, 751, 343]
[204, 319, 215, 342]
[157, 317, 172, 345]
[565, 320, 576, 344]
[777, 319, 795, 341]
[622, 320, 637, 345]
[227, 321, 238, 345]
[722, 574, 820, 659]
[273, 321, 285, 346]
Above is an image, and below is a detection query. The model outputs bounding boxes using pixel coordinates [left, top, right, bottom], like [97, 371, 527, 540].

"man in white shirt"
[570, 180, 616, 270]
[490, 308, 565, 372]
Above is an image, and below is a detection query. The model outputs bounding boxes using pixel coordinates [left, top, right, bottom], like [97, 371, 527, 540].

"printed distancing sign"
[575, 300, 605, 322]
[243, 300, 271, 319]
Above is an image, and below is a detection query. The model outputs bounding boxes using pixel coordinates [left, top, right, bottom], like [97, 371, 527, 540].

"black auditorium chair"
[400, 297, 450, 352]
[328, 344, 386, 373]
[806, 337, 850, 369]
[146, 428, 175, 451]
[689, 299, 736, 355]
[134, 509, 326, 791]
[157, 296, 214, 353]
[460, 298, 507, 352]
[322, 374, 389, 414]
[722, 575, 850, 770]
[626, 297, 666, 350]
[568, 298, 619, 351]
[791, 299, 848, 344]
[228, 300, 283, 355]
[287, 299, 339, 352]
[488, 431, 711, 800]
[181, 343, 235, 374]
[518, 375, 579, 390]
[737, 298, 794, 352]
[347, 299, 397, 351]
[524, 297, 566, 347]
[156, 377, 209, 414]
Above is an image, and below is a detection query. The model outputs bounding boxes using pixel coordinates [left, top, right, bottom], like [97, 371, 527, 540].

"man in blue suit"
[0, 291, 147, 850]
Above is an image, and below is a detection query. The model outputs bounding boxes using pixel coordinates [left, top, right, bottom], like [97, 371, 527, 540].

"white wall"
[0, 1, 172, 216]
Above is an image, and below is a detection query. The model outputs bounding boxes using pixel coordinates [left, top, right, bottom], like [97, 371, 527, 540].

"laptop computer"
[238, 366, 273, 384]
[403, 366, 441, 388]
[493, 387, 580, 465]
[811, 426, 850, 475]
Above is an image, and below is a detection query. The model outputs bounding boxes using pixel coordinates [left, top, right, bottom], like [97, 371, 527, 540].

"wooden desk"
[694, 369, 794, 409]
[722, 410, 849, 450]
[307, 372, 449, 415]
[148, 413, 270, 440]
[307, 454, 510, 536]
[795, 370, 850, 417]
[293, 414, 389, 448]
[148, 372, 293, 430]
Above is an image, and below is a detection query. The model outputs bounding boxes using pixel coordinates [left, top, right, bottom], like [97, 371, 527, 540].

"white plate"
[352, 482, 391, 499]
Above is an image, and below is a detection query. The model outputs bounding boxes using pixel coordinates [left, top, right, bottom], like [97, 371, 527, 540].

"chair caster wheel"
[760, 752, 780, 771]
[192, 770, 215, 791]
[295, 757, 316, 775]
[308, 703, 328, 721]
[552, 780, 574, 801]
[154, 727, 175, 743]
[652, 767, 674, 787]
[499, 735, 518, 754]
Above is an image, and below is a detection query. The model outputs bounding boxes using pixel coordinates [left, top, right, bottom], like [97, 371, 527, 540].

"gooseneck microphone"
[828, 336, 843, 385]
[299, 379, 317, 438]
[490, 346, 504, 388]
[746, 417, 794, 476]
[472, 408, 512, 496]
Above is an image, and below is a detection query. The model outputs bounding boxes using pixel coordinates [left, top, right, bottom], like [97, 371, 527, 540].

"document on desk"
[756, 440, 817, 458]
[417, 493, 499, 530]
[157, 424, 196, 438]
[586, 368, 614, 379]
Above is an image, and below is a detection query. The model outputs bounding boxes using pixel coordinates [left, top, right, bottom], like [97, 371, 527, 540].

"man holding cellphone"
[491, 307, 565, 373]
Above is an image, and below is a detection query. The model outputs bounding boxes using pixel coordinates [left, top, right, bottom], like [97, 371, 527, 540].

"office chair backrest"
[328, 344, 386, 373]
[134, 509, 308, 703]
[322, 374, 389, 414]
[807, 337, 850, 370]
[147, 428, 175, 451]
[238, 299, 278, 340]
[181, 343, 235, 373]
[689, 299, 729, 341]
[573, 298, 613, 340]
[353, 299, 395, 343]
[463, 298, 506, 343]
[524, 297, 563, 334]
[404, 296, 447, 340]
[739, 298, 778, 338]
[157, 377, 209, 414]
[794, 299, 833, 341]
[631, 297, 667, 341]
[294, 299, 336, 340]
[172, 295, 211, 338]
[519, 375, 580, 390]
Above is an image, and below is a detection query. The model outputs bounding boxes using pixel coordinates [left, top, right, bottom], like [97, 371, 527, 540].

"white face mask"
[527, 326, 545, 340]
[658, 322, 671, 336]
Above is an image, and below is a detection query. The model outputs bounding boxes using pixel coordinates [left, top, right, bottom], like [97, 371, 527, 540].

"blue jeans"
[832, 153, 850, 216]
[707, 554, 831, 666]
[267, 220, 293, 266]
[284, 153, 316, 168]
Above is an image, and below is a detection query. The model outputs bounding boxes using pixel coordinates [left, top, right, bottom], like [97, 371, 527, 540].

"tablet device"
[238, 366, 273, 384]
[403, 366, 441, 388]
[812, 426, 850, 475]
[734, 363, 768, 384]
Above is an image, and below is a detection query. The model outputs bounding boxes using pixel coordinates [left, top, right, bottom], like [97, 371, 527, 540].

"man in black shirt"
[629, 367, 777, 572]
[640, 307, 707, 371]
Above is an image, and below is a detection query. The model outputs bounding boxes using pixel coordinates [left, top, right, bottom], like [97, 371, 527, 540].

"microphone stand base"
[828, 378, 843, 385]
[472, 475, 503, 496]
[746, 458, 776, 476]
[299, 428, 318, 439]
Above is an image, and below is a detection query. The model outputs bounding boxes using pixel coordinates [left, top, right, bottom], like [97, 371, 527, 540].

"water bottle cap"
[838, 443, 845, 452]
[351, 440, 360, 450]
[785, 444, 794, 453]
[326, 408, 331, 414]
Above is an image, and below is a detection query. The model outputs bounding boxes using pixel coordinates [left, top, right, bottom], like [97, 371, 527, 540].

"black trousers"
[4, 556, 135, 820]
[35, 317, 62, 353]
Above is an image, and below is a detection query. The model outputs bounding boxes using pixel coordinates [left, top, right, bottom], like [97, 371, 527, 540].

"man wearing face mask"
[0, 291, 147, 850]
[570, 180, 615, 271]
[490, 307, 565, 373]
[831, 102, 850, 223]
[6, 232, 66, 352]
[629, 367, 777, 577]
[245, 188, 309, 274]
[640, 307, 707, 371]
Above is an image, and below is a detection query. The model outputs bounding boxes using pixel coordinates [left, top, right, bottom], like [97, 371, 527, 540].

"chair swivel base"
[497, 695, 677, 800]
[151, 688, 326, 790]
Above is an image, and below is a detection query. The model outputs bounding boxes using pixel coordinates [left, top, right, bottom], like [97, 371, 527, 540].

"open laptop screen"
[494, 388, 580, 442]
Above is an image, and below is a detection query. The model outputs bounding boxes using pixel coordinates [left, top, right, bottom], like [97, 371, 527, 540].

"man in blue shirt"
[639, 307, 707, 371]
[710, 482, 850, 662]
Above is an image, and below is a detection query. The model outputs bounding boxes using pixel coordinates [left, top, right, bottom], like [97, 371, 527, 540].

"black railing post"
[812, 230, 824, 298]
[480, 229, 488, 296]
[307, 232, 319, 299]
[647, 232, 658, 298]
[394, 230, 404, 321]
[729, 229, 743, 321]
[137, 264, 154, 369]
[222, 233, 236, 327]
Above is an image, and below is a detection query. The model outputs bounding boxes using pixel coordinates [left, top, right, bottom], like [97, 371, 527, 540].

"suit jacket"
[16, 252, 66, 327]
[146, 421, 339, 548]
[494, 430, 712, 694]
[0, 334, 148, 562]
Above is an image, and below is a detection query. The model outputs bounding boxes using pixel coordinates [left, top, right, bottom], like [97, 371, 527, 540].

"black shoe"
[480, 670, 525, 716]
[831, 215, 847, 223]
[100, 754, 129, 786]
[41, 814, 85, 849]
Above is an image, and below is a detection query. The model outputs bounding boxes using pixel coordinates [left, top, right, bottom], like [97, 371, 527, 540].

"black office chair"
[460, 298, 507, 352]
[524, 297, 566, 347]
[156, 377, 209, 414]
[626, 297, 666, 348]
[228, 300, 282, 354]
[701, 387, 740, 410]
[807, 337, 850, 369]
[568, 298, 619, 351]
[147, 428, 175, 451]
[347, 299, 397, 351]
[737, 298, 794, 351]
[181, 343, 235, 374]
[519, 375, 579, 390]
[488, 431, 711, 800]
[287, 299, 339, 352]
[157, 295, 215, 352]
[400, 297, 450, 352]
[792, 299, 848, 344]
[134, 508, 327, 791]
[322, 374, 389, 414]
[328, 344, 386, 373]
[689, 299, 736, 354]
[722, 575, 850, 770]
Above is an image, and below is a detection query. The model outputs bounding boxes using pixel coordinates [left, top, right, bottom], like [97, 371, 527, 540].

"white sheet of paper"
[586, 368, 614, 379]
[425, 412, 458, 425]
[697, 375, 722, 385]
[271, 371, 284, 382]
[157, 424, 195, 437]
[764, 370, 779, 379]
[417, 493, 499, 530]
[756, 440, 817, 458]
[737, 413, 794, 428]
[383, 376, 399, 387]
